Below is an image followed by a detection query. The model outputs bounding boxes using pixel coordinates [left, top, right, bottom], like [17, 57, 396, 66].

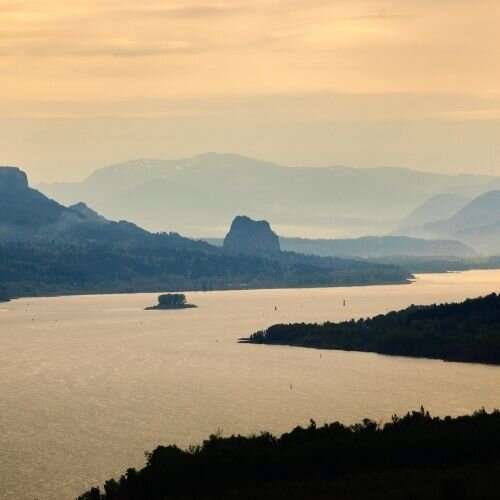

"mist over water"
[1, 270, 500, 500]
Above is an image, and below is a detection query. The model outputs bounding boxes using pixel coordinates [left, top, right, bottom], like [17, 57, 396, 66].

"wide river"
[1, 270, 500, 499]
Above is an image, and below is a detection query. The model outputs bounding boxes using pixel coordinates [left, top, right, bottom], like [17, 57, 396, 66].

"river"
[1, 270, 500, 499]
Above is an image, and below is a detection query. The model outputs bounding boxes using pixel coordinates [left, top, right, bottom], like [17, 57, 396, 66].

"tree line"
[0, 242, 409, 299]
[247, 293, 500, 364]
[77, 408, 500, 499]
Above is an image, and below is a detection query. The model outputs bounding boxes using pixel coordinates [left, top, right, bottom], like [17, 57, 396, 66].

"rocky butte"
[223, 215, 281, 255]
[0, 166, 29, 192]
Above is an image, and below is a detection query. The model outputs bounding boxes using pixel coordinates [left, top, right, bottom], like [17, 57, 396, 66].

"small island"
[145, 293, 197, 310]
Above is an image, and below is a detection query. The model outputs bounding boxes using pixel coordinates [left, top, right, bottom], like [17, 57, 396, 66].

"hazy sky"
[1, 0, 499, 182]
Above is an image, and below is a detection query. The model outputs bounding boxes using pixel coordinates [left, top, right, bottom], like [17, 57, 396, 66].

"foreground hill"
[37, 153, 499, 236]
[246, 293, 500, 364]
[78, 408, 500, 500]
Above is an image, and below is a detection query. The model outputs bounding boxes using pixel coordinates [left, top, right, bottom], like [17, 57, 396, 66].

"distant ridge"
[398, 193, 470, 230]
[279, 235, 476, 258]
[36, 153, 499, 237]
[398, 190, 500, 254]
[421, 190, 500, 236]
[203, 234, 476, 258]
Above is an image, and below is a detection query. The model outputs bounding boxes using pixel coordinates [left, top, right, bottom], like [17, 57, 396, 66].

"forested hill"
[78, 408, 500, 500]
[0, 243, 410, 299]
[0, 167, 411, 298]
[246, 293, 500, 364]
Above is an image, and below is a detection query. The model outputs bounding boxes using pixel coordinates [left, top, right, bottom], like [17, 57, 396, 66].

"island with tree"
[244, 293, 500, 365]
[145, 293, 197, 310]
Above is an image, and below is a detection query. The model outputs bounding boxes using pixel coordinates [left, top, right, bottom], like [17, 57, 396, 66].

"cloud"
[1, 1, 499, 111]
[0, 3, 25, 13]
[3, 91, 500, 121]
[126, 4, 248, 18]
[343, 14, 413, 21]
[15, 39, 199, 58]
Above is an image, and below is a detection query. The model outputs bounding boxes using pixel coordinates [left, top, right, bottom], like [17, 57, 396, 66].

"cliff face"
[223, 216, 280, 255]
[0, 167, 29, 192]
[0, 166, 67, 228]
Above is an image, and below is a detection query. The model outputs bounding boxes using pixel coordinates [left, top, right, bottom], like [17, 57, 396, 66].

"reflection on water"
[1, 270, 500, 499]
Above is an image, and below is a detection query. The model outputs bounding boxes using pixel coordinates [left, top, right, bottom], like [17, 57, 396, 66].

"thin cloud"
[128, 4, 248, 18]
[0, 2, 28, 13]
[0, 28, 71, 41]
[16, 40, 200, 58]
[344, 14, 414, 21]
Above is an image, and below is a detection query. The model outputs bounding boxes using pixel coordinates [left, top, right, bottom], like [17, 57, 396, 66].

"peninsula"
[244, 293, 500, 365]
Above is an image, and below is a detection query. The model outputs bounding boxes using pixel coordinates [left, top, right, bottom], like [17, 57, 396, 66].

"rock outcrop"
[0, 166, 67, 229]
[223, 216, 280, 255]
[0, 166, 29, 192]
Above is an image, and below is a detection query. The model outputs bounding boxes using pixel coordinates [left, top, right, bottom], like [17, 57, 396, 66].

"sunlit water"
[1, 270, 500, 500]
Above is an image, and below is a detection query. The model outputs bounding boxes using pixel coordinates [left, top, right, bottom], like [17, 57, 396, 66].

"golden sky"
[1, 0, 500, 180]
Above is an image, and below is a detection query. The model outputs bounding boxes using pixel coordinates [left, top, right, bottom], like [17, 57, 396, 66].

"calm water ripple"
[1, 270, 500, 499]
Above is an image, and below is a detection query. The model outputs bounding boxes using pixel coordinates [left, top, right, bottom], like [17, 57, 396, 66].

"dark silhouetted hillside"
[246, 293, 500, 364]
[0, 166, 72, 229]
[0, 166, 211, 251]
[77, 408, 500, 500]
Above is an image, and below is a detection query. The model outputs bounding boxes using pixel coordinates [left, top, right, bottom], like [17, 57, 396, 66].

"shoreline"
[0, 279, 416, 302]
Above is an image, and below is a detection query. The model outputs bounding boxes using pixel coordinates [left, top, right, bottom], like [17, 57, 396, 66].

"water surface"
[1, 270, 500, 499]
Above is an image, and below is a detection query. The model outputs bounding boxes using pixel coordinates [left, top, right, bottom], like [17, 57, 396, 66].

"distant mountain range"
[396, 190, 500, 254]
[397, 194, 471, 230]
[9, 152, 500, 255]
[37, 153, 500, 238]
